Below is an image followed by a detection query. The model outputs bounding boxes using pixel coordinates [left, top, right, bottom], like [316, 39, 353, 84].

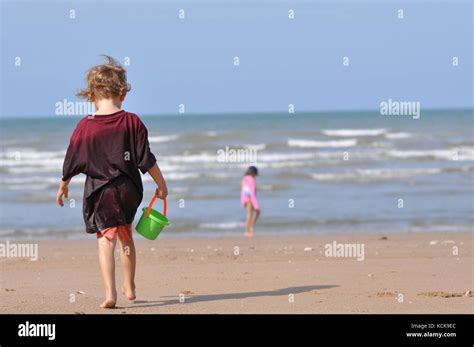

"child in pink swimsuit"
[241, 166, 260, 237]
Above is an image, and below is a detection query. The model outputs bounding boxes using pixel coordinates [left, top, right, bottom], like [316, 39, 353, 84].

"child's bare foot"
[122, 285, 136, 301]
[244, 226, 255, 237]
[100, 298, 116, 309]
[100, 290, 117, 308]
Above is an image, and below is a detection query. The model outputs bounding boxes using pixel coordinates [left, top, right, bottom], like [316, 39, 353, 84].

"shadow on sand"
[124, 284, 338, 309]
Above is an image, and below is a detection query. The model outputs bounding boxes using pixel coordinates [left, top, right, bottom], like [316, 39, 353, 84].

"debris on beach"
[417, 291, 473, 298]
[429, 240, 455, 246]
[379, 236, 388, 240]
[375, 291, 396, 298]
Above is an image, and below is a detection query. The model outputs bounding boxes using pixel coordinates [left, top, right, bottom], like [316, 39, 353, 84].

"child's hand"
[155, 187, 168, 200]
[56, 181, 69, 207]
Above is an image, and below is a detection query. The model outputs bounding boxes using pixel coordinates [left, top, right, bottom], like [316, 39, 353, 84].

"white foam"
[1, 177, 62, 184]
[2, 175, 86, 187]
[311, 168, 443, 182]
[148, 135, 179, 143]
[387, 147, 474, 161]
[200, 222, 245, 230]
[0, 158, 63, 167]
[0, 149, 66, 172]
[258, 152, 317, 161]
[0, 149, 65, 159]
[244, 143, 266, 150]
[288, 139, 357, 148]
[7, 184, 52, 190]
[142, 172, 200, 181]
[260, 161, 313, 169]
[205, 172, 233, 179]
[163, 151, 316, 163]
[322, 129, 387, 137]
[164, 153, 218, 163]
[385, 132, 412, 139]
[4, 167, 59, 174]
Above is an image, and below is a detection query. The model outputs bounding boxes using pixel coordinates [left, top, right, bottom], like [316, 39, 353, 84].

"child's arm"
[147, 163, 168, 199]
[249, 187, 260, 211]
[57, 120, 86, 207]
[249, 177, 260, 211]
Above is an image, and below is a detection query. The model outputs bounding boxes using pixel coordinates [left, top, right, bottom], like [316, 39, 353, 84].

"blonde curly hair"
[76, 55, 131, 102]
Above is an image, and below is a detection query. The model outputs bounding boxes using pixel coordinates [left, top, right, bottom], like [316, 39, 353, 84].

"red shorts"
[96, 224, 132, 241]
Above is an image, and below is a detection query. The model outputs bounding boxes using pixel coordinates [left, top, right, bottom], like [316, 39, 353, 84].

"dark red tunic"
[62, 110, 156, 234]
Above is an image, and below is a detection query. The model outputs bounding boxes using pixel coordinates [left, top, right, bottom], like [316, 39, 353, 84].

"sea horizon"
[1, 106, 472, 120]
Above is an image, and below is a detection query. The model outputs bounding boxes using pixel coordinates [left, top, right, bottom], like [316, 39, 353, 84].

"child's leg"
[244, 202, 254, 237]
[98, 236, 117, 308]
[251, 209, 260, 231]
[118, 236, 136, 300]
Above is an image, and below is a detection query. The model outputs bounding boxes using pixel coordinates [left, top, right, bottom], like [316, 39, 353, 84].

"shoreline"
[0, 232, 472, 314]
[2, 227, 473, 242]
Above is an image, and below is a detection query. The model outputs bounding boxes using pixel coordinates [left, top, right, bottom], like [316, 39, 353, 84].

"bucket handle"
[145, 194, 167, 218]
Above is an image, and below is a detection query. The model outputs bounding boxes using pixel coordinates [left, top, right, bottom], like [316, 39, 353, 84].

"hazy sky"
[1, 0, 472, 117]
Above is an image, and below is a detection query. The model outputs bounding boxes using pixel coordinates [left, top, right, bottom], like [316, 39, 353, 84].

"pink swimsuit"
[241, 175, 259, 209]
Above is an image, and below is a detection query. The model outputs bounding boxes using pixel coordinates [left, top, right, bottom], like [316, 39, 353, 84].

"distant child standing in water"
[56, 56, 168, 308]
[241, 166, 260, 237]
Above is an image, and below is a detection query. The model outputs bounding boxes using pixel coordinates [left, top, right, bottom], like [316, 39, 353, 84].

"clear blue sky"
[1, 0, 472, 117]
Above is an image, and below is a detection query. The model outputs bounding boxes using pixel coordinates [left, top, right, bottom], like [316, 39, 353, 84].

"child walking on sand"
[56, 56, 168, 308]
[241, 166, 260, 237]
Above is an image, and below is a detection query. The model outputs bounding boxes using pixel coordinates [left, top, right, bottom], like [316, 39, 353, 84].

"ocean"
[0, 109, 473, 239]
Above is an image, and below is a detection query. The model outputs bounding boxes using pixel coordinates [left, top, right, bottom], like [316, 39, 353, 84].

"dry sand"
[0, 232, 472, 314]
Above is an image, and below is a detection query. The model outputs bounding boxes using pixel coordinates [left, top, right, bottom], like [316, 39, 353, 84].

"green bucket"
[136, 196, 170, 240]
